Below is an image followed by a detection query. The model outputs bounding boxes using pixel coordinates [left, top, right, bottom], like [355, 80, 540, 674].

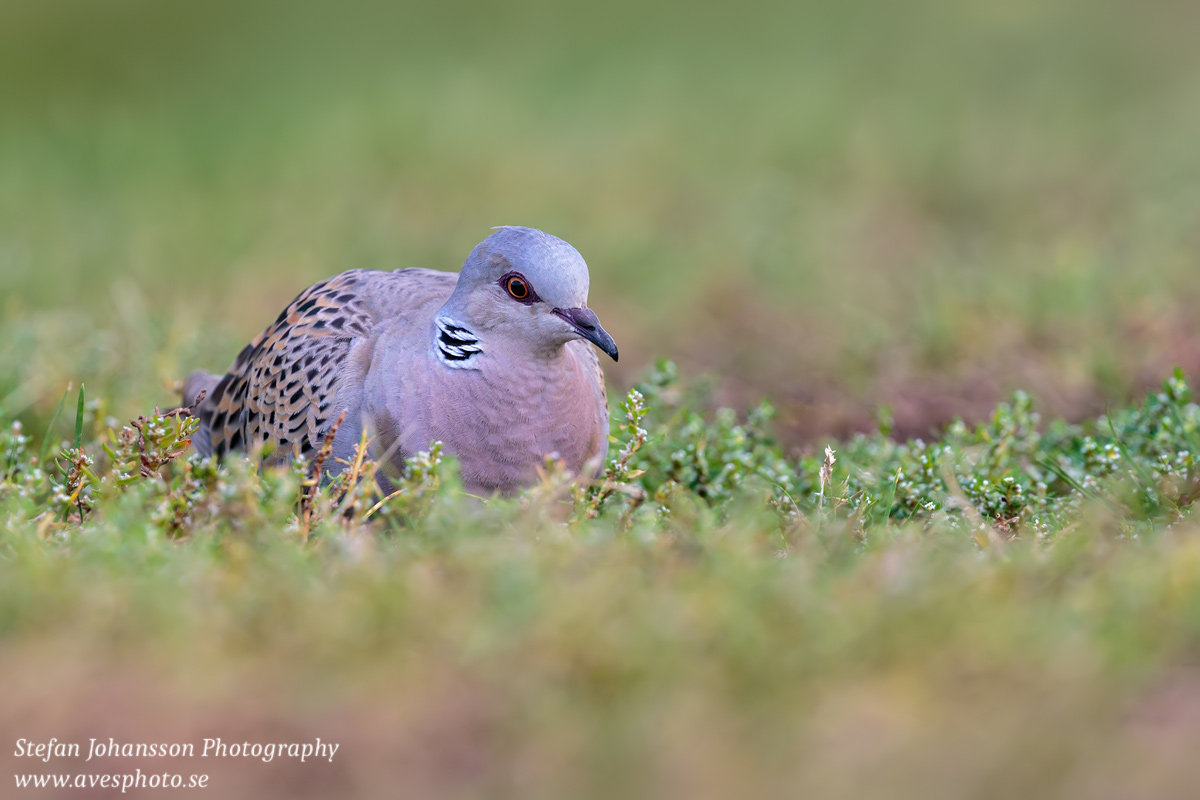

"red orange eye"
[505, 275, 530, 300]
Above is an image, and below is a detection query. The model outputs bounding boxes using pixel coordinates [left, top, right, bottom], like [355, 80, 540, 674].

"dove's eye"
[502, 273, 536, 303]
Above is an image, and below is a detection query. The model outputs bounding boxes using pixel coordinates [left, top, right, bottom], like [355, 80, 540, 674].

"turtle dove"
[183, 226, 618, 495]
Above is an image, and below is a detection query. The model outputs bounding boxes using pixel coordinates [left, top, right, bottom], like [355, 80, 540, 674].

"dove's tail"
[182, 370, 221, 457]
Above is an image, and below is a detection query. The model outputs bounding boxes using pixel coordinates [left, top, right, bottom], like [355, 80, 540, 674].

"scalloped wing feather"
[199, 270, 377, 462]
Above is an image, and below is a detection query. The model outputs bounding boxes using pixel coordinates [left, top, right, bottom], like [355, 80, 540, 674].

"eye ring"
[502, 273, 535, 303]
[506, 276, 528, 299]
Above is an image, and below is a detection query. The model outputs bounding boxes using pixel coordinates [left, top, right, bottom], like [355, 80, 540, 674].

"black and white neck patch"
[435, 317, 482, 369]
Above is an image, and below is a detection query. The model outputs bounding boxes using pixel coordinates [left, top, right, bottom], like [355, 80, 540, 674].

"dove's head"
[444, 226, 619, 362]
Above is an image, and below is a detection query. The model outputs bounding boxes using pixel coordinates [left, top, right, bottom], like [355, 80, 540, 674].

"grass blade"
[72, 384, 87, 522]
[74, 384, 86, 449]
[37, 384, 71, 467]
[1037, 456, 1125, 516]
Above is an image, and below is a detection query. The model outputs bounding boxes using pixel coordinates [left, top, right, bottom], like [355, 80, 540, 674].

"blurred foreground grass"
[5, 364, 1200, 798]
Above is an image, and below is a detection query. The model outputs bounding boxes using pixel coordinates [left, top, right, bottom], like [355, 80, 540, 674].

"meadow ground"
[4, 1, 1200, 797]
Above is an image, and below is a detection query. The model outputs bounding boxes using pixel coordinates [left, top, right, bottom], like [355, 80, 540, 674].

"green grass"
[5, 364, 1200, 797]
[5, 1, 1200, 796]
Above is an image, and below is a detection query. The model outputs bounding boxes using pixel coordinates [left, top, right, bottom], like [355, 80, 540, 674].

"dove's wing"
[196, 268, 455, 462]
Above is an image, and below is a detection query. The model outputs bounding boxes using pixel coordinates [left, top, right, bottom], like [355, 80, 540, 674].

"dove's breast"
[365, 321, 608, 496]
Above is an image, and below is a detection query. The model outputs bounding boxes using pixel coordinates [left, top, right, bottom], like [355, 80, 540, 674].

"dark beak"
[554, 307, 619, 362]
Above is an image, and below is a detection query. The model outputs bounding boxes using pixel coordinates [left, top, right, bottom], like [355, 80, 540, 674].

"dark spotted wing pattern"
[199, 270, 376, 462]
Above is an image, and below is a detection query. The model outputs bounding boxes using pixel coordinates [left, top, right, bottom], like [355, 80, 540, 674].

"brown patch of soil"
[611, 299, 1200, 452]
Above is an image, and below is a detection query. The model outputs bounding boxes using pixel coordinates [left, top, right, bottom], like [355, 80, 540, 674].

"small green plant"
[363, 442, 447, 525]
[103, 405, 201, 486]
[575, 387, 649, 523]
[6, 362, 1200, 547]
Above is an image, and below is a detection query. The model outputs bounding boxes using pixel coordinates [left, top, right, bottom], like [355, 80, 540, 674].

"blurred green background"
[3, 0, 1200, 440]
[8, 4, 1200, 798]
